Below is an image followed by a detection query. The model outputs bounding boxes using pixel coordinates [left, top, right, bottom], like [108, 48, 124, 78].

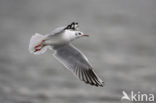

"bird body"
[29, 22, 104, 87]
[45, 29, 78, 46]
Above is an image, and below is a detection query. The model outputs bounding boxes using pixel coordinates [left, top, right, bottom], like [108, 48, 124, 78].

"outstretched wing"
[64, 22, 79, 30]
[53, 44, 104, 87]
[48, 22, 79, 36]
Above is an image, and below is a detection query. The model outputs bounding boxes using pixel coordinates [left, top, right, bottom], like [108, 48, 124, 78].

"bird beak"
[82, 34, 89, 37]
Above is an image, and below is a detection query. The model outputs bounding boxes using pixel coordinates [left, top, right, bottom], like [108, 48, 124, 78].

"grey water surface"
[0, 0, 156, 103]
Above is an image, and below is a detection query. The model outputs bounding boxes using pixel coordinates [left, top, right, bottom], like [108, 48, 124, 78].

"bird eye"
[78, 33, 81, 35]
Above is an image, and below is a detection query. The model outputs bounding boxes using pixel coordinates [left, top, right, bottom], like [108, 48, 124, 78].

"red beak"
[83, 34, 89, 37]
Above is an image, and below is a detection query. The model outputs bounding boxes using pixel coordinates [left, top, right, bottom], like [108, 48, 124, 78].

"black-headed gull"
[29, 22, 104, 87]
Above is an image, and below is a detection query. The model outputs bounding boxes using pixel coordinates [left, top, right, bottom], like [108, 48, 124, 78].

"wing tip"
[83, 69, 104, 87]
[84, 80, 104, 87]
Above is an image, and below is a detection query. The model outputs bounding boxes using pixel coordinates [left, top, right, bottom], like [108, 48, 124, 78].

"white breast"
[62, 30, 76, 41]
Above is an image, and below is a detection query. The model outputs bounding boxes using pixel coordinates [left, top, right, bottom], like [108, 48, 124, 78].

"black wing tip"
[74, 66, 104, 87]
[71, 22, 78, 25]
[83, 69, 104, 87]
[65, 22, 79, 30]
[84, 80, 104, 87]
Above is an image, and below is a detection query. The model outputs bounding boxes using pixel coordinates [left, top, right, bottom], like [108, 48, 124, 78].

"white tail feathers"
[29, 33, 48, 55]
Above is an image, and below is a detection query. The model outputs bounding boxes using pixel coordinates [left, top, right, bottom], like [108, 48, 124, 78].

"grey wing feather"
[53, 44, 104, 87]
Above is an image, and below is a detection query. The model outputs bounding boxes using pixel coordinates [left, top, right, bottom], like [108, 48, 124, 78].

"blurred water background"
[0, 0, 156, 103]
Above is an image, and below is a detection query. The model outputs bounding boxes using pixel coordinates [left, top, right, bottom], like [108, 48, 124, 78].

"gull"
[29, 22, 104, 87]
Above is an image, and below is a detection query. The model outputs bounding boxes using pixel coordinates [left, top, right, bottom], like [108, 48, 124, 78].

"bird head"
[64, 30, 89, 42]
[75, 31, 89, 38]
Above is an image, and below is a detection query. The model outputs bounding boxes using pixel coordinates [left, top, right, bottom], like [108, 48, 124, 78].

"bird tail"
[29, 33, 49, 55]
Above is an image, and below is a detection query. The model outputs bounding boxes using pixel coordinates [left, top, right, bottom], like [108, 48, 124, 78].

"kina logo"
[121, 90, 155, 102]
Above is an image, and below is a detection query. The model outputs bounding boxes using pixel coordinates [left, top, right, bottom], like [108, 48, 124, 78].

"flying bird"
[29, 22, 104, 87]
